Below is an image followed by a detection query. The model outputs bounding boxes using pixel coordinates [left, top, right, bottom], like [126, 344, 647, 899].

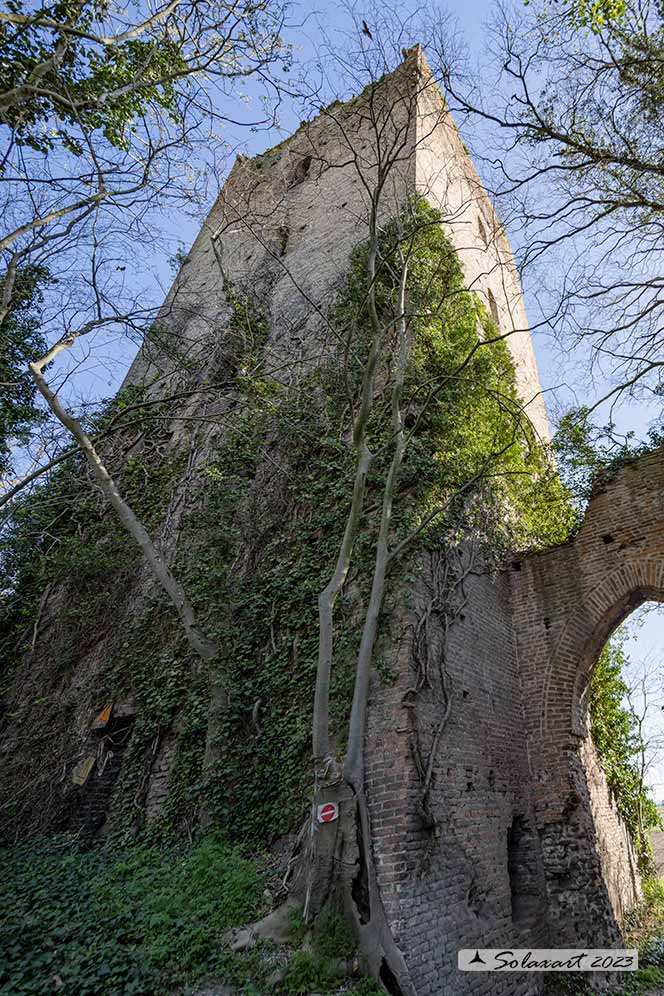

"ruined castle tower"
[119, 47, 649, 993]
[126, 47, 549, 445]
[4, 46, 661, 996]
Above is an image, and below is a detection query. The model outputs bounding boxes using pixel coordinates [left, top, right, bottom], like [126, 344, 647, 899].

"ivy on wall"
[0, 196, 576, 845]
[154, 196, 576, 841]
[589, 632, 660, 868]
[0, 387, 188, 838]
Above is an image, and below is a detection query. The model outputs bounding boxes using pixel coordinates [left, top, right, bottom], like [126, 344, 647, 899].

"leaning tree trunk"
[29, 341, 225, 826]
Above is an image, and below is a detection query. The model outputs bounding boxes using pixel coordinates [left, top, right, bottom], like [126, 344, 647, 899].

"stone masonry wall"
[414, 56, 550, 443]
[361, 447, 664, 994]
[123, 48, 549, 446]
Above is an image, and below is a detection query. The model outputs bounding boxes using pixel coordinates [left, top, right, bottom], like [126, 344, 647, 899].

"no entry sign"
[317, 802, 339, 824]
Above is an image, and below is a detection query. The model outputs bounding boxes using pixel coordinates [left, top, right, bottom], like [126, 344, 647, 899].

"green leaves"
[0, 834, 265, 994]
[589, 635, 660, 866]
[0, 264, 50, 476]
[527, 0, 628, 31]
[1, 0, 187, 153]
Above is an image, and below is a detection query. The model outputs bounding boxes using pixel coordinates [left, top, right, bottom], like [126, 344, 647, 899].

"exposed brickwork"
[510, 449, 664, 947]
[366, 560, 547, 995]
[361, 448, 664, 994]
[71, 709, 135, 836]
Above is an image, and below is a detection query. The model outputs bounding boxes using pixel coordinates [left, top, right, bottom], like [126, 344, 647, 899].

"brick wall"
[510, 448, 664, 944]
[365, 557, 547, 996]
[360, 447, 664, 994]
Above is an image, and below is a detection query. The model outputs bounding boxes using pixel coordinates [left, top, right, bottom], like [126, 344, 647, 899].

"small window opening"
[601, 533, 615, 544]
[290, 154, 312, 188]
[276, 225, 289, 257]
[487, 289, 500, 327]
[478, 215, 488, 247]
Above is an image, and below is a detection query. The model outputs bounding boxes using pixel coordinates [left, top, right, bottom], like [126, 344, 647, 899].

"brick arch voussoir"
[538, 561, 664, 745]
[569, 560, 664, 736]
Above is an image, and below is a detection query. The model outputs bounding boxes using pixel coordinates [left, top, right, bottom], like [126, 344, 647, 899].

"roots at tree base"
[253, 781, 415, 996]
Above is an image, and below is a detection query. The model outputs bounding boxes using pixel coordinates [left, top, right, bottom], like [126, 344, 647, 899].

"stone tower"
[3, 45, 657, 996]
[121, 48, 645, 994]
[126, 47, 549, 446]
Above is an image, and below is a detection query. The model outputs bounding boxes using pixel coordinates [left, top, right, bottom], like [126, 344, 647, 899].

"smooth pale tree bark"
[313, 443, 371, 768]
[312, 199, 387, 772]
[344, 254, 409, 790]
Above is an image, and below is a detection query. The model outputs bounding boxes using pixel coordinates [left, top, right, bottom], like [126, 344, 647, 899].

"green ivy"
[589, 633, 661, 867]
[0, 834, 265, 995]
[162, 196, 576, 841]
[554, 406, 664, 512]
[0, 194, 585, 995]
[0, 196, 576, 848]
[0, 385, 189, 837]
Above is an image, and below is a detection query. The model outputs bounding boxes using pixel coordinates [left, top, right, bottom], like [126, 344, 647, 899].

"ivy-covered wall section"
[0, 197, 575, 848]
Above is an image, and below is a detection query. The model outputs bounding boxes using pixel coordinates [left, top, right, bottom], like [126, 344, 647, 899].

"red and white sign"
[317, 802, 339, 824]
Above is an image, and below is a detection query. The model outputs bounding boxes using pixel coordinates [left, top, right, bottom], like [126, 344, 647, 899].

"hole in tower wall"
[507, 815, 542, 928]
[277, 225, 289, 257]
[478, 215, 488, 247]
[72, 706, 136, 837]
[289, 154, 313, 189]
[487, 289, 500, 327]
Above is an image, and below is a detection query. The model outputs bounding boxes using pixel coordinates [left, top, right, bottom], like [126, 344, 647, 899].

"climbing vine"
[0, 197, 576, 848]
[160, 196, 576, 844]
[0, 385, 189, 839]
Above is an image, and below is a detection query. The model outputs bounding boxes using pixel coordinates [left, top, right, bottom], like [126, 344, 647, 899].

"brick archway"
[510, 446, 664, 946]
[572, 577, 664, 737]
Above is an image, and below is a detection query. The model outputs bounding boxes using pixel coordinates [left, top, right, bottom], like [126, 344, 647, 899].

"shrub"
[311, 909, 356, 960]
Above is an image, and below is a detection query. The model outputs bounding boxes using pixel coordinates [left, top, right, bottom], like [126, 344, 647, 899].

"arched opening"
[580, 599, 664, 873]
[510, 446, 664, 946]
[574, 589, 664, 736]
